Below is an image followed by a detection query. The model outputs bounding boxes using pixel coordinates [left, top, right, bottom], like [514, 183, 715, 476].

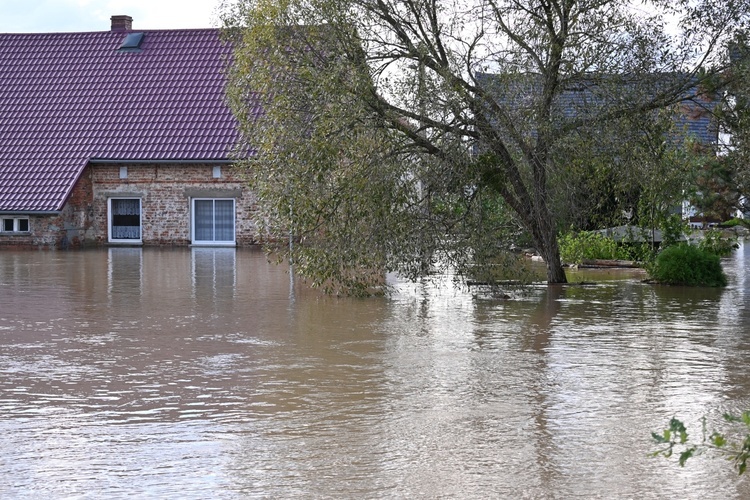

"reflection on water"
[1, 246, 749, 498]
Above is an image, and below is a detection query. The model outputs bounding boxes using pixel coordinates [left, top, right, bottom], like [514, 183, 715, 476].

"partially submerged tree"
[222, 0, 748, 291]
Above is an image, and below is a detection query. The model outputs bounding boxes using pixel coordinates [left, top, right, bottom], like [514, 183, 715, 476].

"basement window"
[119, 32, 144, 51]
[1, 217, 29, 233]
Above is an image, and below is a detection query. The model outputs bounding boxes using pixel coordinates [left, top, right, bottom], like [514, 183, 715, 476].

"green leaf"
[652, 431, 669, 444]
[679, 448, 695, 467]
[710, 432, 726, 448]
[724, 412, 741, 423]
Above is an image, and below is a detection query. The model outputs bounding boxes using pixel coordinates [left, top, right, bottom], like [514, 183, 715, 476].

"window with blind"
[108, 198, 142, 243]
[192, 198, 235, 245]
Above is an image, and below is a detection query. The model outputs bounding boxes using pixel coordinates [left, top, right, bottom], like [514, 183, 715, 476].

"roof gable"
[0, 28, 251, 212]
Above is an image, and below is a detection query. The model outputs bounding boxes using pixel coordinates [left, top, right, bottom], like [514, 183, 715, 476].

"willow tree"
[222, 0, 746, 290]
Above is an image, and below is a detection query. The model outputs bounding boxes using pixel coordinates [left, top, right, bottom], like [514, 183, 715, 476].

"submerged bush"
[650, 243, 727, 287]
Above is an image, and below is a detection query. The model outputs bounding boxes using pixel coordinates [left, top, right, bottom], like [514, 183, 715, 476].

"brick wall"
[0, 162, 259, 249]
[90, 163, 259, 247]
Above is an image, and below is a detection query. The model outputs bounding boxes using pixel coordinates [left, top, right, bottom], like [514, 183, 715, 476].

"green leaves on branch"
[651, 412, 750, 475]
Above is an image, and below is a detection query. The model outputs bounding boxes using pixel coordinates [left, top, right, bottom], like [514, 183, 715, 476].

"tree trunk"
[541, 244, 567, 284]
[529, 197, 568, 284]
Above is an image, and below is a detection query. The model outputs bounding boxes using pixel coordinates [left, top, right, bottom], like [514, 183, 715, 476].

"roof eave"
[0, 211, 62, 216]
[88, 158, 235, 164]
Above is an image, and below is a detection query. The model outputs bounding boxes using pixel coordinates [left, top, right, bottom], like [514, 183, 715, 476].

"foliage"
[559, 229, 658, 265]
[559, 231, 624, 264]
[649, 243, 727, 287]
[699, 30, 750, 218]
[551, 113, 692, 232]
[698, 228, 739, 257]
[222, 0, 749, 293]
[660, 214, 689, 249]
[722, 217, 750, 228]
[652, 412, 750, 475]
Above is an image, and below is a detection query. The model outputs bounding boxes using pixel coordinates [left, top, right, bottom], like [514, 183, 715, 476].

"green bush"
[650, 243, 727, 287]
[559, 231, 618, 264]
[558, 231, 649, 265]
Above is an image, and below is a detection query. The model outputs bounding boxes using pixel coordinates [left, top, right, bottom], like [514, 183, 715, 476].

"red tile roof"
[0, 28, 247, 212]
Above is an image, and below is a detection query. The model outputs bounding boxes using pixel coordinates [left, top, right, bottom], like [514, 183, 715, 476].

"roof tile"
[0, 28, 247, 212]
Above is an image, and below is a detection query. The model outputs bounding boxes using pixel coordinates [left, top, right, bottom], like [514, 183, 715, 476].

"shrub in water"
[651, 243, 727, 287]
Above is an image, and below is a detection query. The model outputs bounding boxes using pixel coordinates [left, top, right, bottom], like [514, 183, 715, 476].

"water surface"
[1, 246, 749, 498]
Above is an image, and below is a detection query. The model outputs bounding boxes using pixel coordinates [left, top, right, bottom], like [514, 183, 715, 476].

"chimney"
[111, 15, 133, 32]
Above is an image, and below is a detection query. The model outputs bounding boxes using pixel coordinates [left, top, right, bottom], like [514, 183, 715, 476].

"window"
[119, 32, 144, 51]
[108, 198, 142, 243]
[1, 217, 29, 232]
[192, 198, 235, 245]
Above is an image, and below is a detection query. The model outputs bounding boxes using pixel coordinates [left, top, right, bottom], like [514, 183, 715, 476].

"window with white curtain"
[108, 198, 142, 242]
[192, 198, 235, 245]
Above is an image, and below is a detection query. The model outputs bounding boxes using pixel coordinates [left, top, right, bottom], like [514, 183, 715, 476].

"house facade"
[0, 16, 259, 249]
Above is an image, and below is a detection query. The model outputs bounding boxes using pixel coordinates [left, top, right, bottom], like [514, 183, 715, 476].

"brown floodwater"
[1, 245, 749, 499]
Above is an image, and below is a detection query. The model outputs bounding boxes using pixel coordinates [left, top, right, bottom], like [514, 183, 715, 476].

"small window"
[212, 166, 222, 178]
[108, 198, 142, 243]
[120, 166, 128, 179]
[1, 217, 30, 232]
[119, 32, 144, 50]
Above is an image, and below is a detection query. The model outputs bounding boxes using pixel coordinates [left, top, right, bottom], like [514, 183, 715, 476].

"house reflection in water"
[104, 247, 238, 311]
[191, 248, 237, 306]
[107, 247, 143, 309]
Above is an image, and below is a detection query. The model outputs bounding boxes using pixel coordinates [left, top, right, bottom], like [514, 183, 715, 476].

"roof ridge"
[0, 27, 221, 36]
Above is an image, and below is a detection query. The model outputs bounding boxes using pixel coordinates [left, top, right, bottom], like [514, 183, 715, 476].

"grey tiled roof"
[0, 28, 251, 212]
[476, 72, 718, 146]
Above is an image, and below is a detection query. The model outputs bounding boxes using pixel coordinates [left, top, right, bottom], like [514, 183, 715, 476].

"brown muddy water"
[1, 245, 749, 499]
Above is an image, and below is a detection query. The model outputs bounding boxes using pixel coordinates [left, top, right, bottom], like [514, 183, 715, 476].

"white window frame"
[1, 217, 30, 233]
[108, 197, 142, 244]
[191, 198, 236, 246]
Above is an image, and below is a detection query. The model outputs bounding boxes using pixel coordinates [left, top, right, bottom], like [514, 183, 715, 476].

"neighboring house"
[476, 72, 718, 147]
[0, 15, 260, 249]
[476, 71, 719, 225]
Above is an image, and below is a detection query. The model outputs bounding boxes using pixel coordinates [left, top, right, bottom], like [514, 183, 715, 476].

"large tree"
[221, 0, 747, 291]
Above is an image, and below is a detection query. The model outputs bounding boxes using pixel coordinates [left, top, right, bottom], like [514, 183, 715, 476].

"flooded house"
[0, 15, 259, 249]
